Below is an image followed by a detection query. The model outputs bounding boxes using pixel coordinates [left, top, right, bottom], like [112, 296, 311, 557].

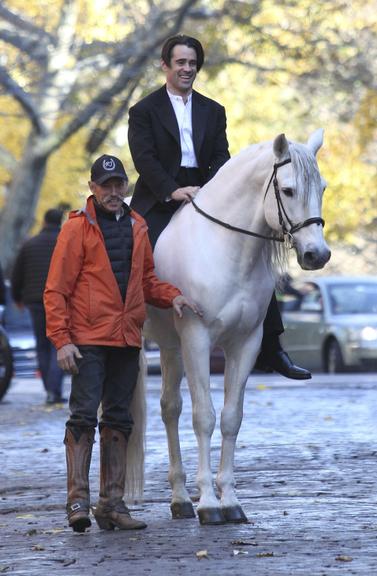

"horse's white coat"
[141, 131, 330, 521]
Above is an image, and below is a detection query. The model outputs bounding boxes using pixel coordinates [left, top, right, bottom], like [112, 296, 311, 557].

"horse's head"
[264, 129, 331, 270]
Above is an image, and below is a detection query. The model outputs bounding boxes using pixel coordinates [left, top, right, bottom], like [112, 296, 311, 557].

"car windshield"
[327, 282, 377, 315]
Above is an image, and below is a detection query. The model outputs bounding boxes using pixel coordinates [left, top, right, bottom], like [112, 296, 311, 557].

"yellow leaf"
[256, 384, 269, 391]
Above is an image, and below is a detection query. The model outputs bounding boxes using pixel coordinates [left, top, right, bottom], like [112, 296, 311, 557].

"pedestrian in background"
[12, 208, 66, 404]
[0, 263, 5, 306]
[44, 154, 200, 533]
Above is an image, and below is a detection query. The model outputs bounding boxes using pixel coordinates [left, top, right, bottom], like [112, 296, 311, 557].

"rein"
[191, 158, 325, 243]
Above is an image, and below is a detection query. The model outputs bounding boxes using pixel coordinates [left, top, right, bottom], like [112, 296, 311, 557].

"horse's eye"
[282, 187, 293, 197]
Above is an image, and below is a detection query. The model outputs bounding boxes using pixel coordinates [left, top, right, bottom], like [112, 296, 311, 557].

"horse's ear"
[273, 133, 289, 159]
[307, 128, 324, 156]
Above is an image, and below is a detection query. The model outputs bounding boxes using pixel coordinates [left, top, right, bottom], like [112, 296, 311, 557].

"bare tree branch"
[0, 65, 44, 133]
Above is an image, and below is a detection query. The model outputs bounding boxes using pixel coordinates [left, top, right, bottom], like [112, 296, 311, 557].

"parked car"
[280, 276, 377, 373]
[0, 324, 13, 400]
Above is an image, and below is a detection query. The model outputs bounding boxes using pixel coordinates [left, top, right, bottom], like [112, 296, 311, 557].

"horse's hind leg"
[160, 346, 195, 519]
[216, 338, 260, 524]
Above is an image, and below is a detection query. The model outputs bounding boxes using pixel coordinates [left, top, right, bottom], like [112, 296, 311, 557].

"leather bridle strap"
[270, 159, 325, 236]
[190, 199, 285, 242]
[191, 158, 325, 242]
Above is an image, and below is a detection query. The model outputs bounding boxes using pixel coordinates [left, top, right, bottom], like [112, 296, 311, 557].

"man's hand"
[171, 186, 199, 202]
[57, 343, 83, 375]
[173, 295, 203, 318]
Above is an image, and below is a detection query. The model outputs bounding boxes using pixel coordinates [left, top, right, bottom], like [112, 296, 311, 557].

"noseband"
[191, 158, 325, 243]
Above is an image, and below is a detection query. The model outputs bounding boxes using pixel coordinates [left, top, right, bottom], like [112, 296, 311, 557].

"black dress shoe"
[268, 350, 311, 380]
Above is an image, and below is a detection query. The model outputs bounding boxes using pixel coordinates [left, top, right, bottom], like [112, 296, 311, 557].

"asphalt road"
[1, 372, 377, 575]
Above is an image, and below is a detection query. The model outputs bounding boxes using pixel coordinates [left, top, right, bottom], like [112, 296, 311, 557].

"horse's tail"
[125, 349, 147, 502]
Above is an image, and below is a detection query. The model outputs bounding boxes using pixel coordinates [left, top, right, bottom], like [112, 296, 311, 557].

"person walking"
[12, 208, 66, 404]
[128, 33, 310, 380]
[44, 154, 200, 533]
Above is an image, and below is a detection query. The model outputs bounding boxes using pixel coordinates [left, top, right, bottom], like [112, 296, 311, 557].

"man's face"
[89, 177, 128, 214]
[162, 44, 197, 96]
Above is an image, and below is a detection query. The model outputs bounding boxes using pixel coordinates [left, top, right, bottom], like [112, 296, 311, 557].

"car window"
[299, 284, 323, 313]
[328, 282, 377, 315]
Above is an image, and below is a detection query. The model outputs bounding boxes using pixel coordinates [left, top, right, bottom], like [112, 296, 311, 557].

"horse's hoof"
[170, 502, 196, 519]
[222, 505, 249, 524]
[198, 508, 226, 525]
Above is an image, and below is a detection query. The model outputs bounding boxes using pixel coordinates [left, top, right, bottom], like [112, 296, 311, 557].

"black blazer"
[128, 86, 230, 216]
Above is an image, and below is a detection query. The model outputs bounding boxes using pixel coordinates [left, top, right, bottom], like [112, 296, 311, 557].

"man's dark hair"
[161, 35, 204, 71]
[44, 208, 64, 226]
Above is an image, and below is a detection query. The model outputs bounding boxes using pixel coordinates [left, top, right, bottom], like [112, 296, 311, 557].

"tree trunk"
[0, 134, 47, 275]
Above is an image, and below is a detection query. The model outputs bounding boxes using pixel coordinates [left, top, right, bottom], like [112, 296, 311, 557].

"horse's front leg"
[179, 324, 226, 525]
[159, 346, 195, 519]
[216, 333, 262, 524]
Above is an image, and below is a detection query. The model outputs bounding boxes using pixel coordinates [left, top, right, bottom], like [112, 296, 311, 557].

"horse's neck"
[198, 146, 271, 227]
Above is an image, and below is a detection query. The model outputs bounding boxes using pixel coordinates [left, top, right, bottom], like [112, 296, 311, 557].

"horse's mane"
[289, 141, 322, 205]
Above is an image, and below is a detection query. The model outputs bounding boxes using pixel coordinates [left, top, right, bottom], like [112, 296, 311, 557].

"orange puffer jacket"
[44, 196, 180, 350]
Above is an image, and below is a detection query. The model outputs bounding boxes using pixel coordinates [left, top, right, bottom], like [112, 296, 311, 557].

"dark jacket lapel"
[153, 86, 180, 144]
[192, 90, 208, 157]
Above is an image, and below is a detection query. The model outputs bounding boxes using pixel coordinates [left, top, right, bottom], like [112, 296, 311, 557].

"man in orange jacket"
[44, 154, 200, 533]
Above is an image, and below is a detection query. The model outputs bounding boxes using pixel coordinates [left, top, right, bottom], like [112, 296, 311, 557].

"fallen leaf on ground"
[231, 539, 258, 546]
[196, 550, 209, 560]
[335, 555, 353, 562]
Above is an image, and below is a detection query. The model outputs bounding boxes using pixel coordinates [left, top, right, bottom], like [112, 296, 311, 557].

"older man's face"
[89, 177, 128, 213]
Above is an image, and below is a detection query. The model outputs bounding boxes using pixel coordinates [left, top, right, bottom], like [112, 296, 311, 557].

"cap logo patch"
[103, 158, 116, 171]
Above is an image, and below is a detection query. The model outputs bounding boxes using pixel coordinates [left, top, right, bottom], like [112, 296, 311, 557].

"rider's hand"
[173, 295, 203, 319]
[57, 343, 83, 375]
[171, 186, 199, 203]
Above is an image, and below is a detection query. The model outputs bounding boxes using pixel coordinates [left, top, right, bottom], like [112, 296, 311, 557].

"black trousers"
[144, 167, 284, 347]
[28, 303, 65, 396]
[66, 345, 140, 439]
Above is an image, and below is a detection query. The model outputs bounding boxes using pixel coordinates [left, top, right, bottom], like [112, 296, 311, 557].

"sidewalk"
[1, 372, 377, 575]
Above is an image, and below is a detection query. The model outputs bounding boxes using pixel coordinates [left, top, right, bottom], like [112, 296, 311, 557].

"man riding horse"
[128, 34, 310, 380]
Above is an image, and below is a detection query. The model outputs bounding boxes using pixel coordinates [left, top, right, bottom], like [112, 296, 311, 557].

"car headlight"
[360, 326, 377, 341]
[347, 326, 377, 342]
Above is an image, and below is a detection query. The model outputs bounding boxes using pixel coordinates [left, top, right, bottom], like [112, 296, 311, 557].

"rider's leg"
[256, 293, 311, 380]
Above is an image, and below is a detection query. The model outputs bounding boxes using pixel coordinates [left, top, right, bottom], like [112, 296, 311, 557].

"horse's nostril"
[304, 251, 316, 263]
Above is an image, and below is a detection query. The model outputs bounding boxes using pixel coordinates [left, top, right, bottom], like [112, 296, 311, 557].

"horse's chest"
[216, 293, 266, 335]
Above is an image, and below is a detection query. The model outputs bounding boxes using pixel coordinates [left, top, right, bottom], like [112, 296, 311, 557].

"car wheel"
[325, 339, 345, 374]
[0, 326, 13, 401]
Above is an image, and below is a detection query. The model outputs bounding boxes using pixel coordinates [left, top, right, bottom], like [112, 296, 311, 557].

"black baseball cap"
[90, 154, 128, 184]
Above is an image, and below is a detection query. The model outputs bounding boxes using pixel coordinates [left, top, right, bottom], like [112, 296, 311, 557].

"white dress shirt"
[167, 89, 198, 168]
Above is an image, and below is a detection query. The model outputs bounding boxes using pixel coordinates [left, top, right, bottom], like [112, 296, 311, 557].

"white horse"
[131, 129, 330, 524]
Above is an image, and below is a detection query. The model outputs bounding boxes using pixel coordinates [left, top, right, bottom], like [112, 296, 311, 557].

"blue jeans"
[28, 303, 64, 397]
[66, 345, 140, 439]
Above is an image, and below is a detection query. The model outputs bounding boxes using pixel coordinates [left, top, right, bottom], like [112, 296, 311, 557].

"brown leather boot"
[64, 427, 95, 532]
[93, 427, 147, 530]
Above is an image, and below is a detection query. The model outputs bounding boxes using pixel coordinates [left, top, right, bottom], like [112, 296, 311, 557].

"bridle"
[191, 158, 325, 244]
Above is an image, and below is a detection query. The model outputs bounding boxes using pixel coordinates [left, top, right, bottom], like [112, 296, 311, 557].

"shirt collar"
[166, 87, 192, 104]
